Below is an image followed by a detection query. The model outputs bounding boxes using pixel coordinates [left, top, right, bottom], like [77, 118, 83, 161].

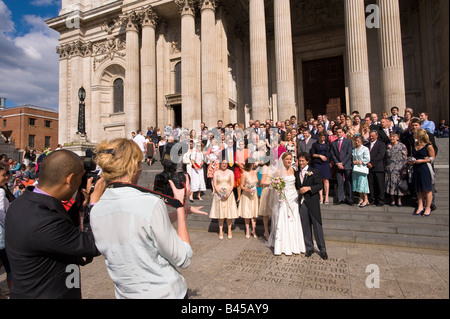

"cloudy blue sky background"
[0, 0, 61, 110]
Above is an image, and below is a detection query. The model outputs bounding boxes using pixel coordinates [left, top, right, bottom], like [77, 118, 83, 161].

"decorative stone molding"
[141, 5, 160, 28]
[93, 36, 126, 70]
[57, 40, 93, 59]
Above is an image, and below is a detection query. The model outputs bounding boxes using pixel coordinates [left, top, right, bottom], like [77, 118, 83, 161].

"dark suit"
[366, 140, 386, 205]
[388, 115, 404, 128]
[297, 138, 317, 159]
[5, 188, 100, 299]
[295, 167, 326, 254]
[377, 127, 391, 146]
[330, 137, 353, 203]
[222, 146, 237, 172]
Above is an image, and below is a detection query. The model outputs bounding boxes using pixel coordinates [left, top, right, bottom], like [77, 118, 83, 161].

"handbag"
[399, 179, 409, 193]
[353, 164, 369, 175]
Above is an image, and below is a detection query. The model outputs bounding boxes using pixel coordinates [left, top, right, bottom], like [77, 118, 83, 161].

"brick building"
[0, 105, 59, 151]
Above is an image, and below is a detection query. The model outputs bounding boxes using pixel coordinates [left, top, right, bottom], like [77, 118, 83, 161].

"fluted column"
[345, 0, 372, 115]
[377, 0, 406, 114]
[249, 0, 270, 120]
[124, 13, 141, 133]
[201, 0, 218, 128]
[177, 0, 200, 129]
[141, 7, 158, 128]
[274, 0, 296, 122]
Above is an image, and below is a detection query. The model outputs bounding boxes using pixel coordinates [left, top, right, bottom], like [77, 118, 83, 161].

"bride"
[266, 153, 306, 256]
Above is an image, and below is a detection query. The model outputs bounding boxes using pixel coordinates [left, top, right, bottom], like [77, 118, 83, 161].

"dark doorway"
[173, 104, 182, 128]
[302, 56, 346, 120]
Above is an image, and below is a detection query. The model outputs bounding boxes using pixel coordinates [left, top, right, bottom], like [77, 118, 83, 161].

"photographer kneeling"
[90, 138, 207, 299]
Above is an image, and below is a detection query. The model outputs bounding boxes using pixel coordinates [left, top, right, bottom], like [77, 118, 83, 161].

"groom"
[295, 152, 328, 260]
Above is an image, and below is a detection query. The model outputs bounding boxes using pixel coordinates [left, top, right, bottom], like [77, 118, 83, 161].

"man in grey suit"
[330, 127, 353, 205]
[297, 128, 317, 158]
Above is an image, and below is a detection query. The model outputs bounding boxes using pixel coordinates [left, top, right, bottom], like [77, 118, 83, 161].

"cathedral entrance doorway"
[173, 104, 182, 128]
[302, 56, 346, 120]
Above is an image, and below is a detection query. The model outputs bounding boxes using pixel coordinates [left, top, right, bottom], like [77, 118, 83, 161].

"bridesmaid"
[239, 159, 260, 239]
[210, 160, 239, 240]
[258, 161, 273, 240]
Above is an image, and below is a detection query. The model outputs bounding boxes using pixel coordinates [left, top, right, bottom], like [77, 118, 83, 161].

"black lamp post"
[77, 86, 86, 136]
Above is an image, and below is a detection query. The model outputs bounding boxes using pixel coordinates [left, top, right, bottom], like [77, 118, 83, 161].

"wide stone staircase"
[138, 138, 449, 251]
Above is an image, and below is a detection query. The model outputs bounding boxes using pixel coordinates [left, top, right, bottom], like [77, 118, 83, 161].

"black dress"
[310, 142, 331, 179]
[412, 144, 433, 193]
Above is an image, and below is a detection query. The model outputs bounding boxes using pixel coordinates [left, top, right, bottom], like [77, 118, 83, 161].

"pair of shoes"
[422, 209, 432, 217]
[252, 232, 258, 239]
[359, 203, 369, 208]
[189, 198, 194, 203]
[228, 234, 233, 239]
[324, 201, 329, 205]
[219, 235, 224, 240]
[319, 201, 324, 205]
[390, 202, 396, 207]
[246, 234, 250, 239]
[413, 209, 424, 216]
[305, 250, 314, 258]
[320, 252, 328, 260]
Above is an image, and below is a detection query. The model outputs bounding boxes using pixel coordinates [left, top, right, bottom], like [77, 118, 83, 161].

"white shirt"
[90, 187, 193, 299]
[0, 188, 9, 249]
[133, 134, 146, 152]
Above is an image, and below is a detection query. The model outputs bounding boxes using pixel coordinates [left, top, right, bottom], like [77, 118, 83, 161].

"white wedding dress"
[266, 174, 306, 256]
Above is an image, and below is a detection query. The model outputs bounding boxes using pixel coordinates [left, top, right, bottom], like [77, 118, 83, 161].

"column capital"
[175, 0, 198, 16]
[140, 6, 159, 28]
[120, 11, 140, 32]
[200, 0, 219, 12]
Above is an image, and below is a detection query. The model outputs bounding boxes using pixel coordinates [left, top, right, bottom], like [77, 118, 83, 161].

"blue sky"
[0, 0, 61, 110]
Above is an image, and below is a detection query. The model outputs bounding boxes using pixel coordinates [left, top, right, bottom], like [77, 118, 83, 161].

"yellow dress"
[258, 166, 273, 217]
[238, 174, 259, 219]
[209, 172, 239, 219]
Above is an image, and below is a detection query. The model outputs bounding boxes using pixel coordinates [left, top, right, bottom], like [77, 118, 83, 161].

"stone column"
[141, 7, 158, 128]
[200, 0, 218, 128]
[249, 0, 270, 120]
[377, 0, 406, 114]
[124, 13, 141, 134]
[177, 0, 200, 129]
[344, 0, 372, 115]
[274, 0, 296, 122]
[57, 50, 69, 144]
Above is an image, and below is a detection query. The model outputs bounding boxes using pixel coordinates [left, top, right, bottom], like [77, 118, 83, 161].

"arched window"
[174, 62, 181, 94]
[113, 78, 124, 113]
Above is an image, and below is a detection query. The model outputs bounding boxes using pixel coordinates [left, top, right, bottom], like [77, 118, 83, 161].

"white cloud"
[0, 1, 60, 110]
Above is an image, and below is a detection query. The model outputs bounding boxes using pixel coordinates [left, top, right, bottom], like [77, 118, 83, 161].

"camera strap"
[107, 182, 184, 208]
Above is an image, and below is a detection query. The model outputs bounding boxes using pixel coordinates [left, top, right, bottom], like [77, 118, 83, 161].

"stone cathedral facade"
[47, 0, 448, 145]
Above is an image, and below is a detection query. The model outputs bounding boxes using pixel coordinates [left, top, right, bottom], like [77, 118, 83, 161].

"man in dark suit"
[297, 129, 317, 158]
[222, 137, 237, 172]
[295, 152, 327, 260]
[330, 127, 353, 205]
[366, 131, 386, 206]
[388, 106, 404, 130]
[377, 118, 392, 146]
[5, 150, 101, 299]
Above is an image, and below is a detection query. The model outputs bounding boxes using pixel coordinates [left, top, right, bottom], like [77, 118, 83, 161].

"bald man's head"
[38, 150, 84, 188]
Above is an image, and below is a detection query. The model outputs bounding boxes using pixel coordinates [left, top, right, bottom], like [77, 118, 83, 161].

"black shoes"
[305, 250, 328, 260]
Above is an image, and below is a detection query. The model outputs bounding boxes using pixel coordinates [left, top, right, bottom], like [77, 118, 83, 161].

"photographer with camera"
[5, 150, 103, 299]
[90, 138, 207, 299]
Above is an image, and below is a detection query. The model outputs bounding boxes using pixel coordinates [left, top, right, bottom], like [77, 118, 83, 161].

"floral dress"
[385, 143, 408, 196]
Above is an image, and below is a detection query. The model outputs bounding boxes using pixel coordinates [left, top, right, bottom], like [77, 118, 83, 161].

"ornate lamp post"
[77, 86, 86, 136]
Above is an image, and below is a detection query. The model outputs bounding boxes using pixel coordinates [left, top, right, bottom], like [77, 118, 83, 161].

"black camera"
[154, 142, 187, 198]
[81, 149, 100, 190]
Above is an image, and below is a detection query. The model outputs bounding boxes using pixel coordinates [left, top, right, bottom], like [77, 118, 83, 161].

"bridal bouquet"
[270, 177, 294, 221]
[218, 187, 228, 200]
[245, 183, 257, 197]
